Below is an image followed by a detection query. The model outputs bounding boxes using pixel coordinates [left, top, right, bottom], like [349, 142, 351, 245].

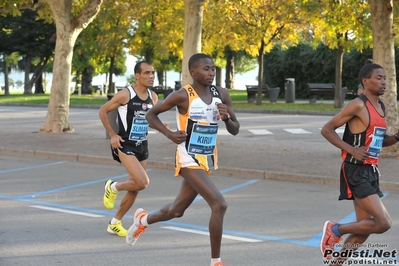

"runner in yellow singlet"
[126, 53, 240, 266]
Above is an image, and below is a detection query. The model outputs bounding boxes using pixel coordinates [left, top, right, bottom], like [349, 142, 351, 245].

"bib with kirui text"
[187, 123, 218, 155]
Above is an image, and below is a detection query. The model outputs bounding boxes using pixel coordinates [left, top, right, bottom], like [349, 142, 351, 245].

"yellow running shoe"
[103, 180, 118, 209]
[107, 220, 127, 237]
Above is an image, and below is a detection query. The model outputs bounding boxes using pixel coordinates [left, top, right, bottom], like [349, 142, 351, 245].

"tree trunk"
[30, 57, 50, 91]
[40, 0, 102, 133]
[81, 65, 94, 94]
[369, 0, 398, 154]
[108, 55, 115, 93]
[181, 0, 205, 85]
[23, 55, 32, 94]
[34, 74, 45, 94]
[73, 70, 81, 94]
[157, 70, 164, 87]
[215, 67, 222, 87]
[225, 49, 235, 89]
[3, 56, 10, 96]
[256, 40, 265, 105]
[334, 46, 344, 108]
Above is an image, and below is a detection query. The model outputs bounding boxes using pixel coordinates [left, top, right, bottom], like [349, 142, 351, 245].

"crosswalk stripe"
[318, 127, 345, 134]
[335, 127, 345, 134]
[218, 129, 230, 135]
[284, 128, 312, 134]
[248, 129, 273, 135]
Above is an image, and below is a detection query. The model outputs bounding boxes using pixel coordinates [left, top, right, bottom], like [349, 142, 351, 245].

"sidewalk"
[1, 104, 398, 191]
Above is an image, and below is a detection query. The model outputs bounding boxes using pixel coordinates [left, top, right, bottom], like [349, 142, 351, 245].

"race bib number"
[368, 126, 386, 158]
[187, 124, 218, 155]
[129, 117, 149, 141]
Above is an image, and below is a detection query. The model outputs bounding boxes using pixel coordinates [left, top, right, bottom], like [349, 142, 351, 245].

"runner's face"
[364, 68, 386, 96]
[193, 58, 216, 86]
[136, 63, 155, 88]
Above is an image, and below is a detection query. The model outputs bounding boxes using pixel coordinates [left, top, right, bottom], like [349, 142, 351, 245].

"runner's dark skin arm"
[146, 90, 188, 144]
[321, 99, 370, 161]
[216, 87, 240, 136]
[383, 130, 399, 147]
[147, 90, 165, 129]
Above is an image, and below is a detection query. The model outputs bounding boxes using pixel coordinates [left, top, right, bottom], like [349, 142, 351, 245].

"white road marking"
[218, 129, 230, 135]
[283, 128, 312, 134]
[30, 205, 104, 218]
[248, 129, 273, 135]
[335, 127, 345, 134]
[161, 226, 262, 243]
[318, 127, 345, 134]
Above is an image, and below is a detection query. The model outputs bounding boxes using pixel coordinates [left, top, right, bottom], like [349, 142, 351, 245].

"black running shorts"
[339, 162, 383, 200]
[110, 140, 149, 163]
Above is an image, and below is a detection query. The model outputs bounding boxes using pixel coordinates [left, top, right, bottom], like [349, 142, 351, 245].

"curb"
[2, 146, 399, 192]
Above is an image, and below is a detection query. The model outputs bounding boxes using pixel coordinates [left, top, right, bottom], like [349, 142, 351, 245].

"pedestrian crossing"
[148, 127, 346, 136]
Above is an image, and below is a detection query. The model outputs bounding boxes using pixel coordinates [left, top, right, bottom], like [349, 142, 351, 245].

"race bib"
[368, 126, 386, 158]
[129, 117, 149, 141]
[187, 123, 218, 155]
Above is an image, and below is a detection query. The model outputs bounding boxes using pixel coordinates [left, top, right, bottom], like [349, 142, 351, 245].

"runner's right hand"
[350, 146, 370, 161]
[168, 130, 187, 144]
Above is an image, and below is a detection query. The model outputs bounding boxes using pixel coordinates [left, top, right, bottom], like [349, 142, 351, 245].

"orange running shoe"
[320, 221, 342, 259]
[126, 208, 147, 246]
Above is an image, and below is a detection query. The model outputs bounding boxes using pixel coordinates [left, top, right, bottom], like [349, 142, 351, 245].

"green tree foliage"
[216, 0, 305, 104]
[127, 0, 184, 74]
[72, 2, 128, 95]
[301, 0, 371, 107]
[263, 42, 399, 100]
[0, 53, 19, 95]
[0, 9, 55, 94]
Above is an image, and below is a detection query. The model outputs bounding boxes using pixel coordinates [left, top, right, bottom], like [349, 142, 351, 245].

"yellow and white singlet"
[175, 85, 223, 176]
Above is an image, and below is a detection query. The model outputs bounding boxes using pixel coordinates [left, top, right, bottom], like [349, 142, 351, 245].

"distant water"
[2, 67, 258, 92]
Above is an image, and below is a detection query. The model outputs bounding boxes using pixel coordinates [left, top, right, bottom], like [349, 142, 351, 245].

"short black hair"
[188, 53, 213, 70]
[359, 63, 383, 86]
[134, 61, 151, 74]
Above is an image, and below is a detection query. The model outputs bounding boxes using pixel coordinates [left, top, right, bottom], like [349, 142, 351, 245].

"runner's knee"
[210, 200, 228, 215]
[375, 218, 391, 234]
[136, 178, 149, 190]
[126, 176, 149, 191]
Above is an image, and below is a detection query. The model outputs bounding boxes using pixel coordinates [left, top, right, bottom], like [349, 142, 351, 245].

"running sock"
[110, 217, 120, 225]
[210, 258, 221, 266]
[110, 182, 118, 192]
[140, 214, 149, 227]
[332, 223, 342, 237]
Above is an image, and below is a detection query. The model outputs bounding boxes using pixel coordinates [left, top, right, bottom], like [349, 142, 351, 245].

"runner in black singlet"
[319, 63, 399, 265]
[99, 61, 158, 237]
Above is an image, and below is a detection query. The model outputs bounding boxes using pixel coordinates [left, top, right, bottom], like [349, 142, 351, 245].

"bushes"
[262, 42, 393, 99]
